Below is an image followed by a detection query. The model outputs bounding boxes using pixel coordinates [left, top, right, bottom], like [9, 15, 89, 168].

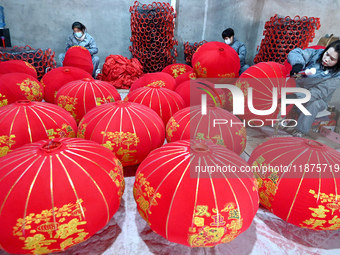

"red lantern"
[125, 87, 185, 126]
[130, 72, 176, 92]
[63, 46, 93, 75]
[166, 105, 246, 155]
[55, 78, 121, 124]
[0, 73, 44, 107]
[192, 41, 240, 79]
[248, 137, 340, 230]
[0, 100, 77, 157]
[41, 66, 92, 103]
[175, 70, 197, 87]
[175, 79, 226, 108]
[226, 62, 287, 126]
[0, 138, 124, 254]
[134, 139, 259, 247]
[77, 101, 165, 167]
[162, 63, 193, 79]
[0, 60, 38, 78]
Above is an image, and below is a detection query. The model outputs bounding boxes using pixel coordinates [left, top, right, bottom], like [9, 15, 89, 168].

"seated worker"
[222, 28, 249, 74]
[59, 21, 100, 77]
[287, 40, 340, 137]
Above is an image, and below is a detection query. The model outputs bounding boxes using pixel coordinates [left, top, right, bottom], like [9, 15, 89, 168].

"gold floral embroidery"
[57, 96, 78, 121]
[166, 117, 179, 139]
[0, 134, 16, 157]
[17, 78, 42, 101]
[0, 93, 8, 107]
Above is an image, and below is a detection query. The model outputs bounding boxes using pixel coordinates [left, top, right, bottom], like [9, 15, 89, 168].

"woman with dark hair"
[59, 21, 100, 77]
[287, 40, 340, 137]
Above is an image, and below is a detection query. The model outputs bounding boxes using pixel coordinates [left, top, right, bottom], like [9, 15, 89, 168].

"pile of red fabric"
[97, 55, 143, 89]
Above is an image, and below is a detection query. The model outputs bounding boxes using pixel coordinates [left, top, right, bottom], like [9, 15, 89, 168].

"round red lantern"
[226, 62, 287, 126]
[125, 87, 185, 126]
[0, 138, 124, 254]
[130, 72, 176, 92]
[55, 78, 121, 124]
[0, 100, 77, 158]
[0, 73, 44, 107]
[63, 46, 93, 75]
[77, 101, 165, 167]
[248, 137, 340, 230]
[0, 60, 38, 78]
[175, 70, 197, 87]
[175, 79, 226, 108]
[166, 105, 246, 155]
[41, 66, 92, 103]
[134, 139, 259, 247]
[192, 41, 240, 79]
[162, 63, 193, 79]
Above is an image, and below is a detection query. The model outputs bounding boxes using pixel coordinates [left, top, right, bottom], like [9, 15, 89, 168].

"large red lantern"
[77, 101, 165, 167]
[0, 73, 44, 107]
[162, 63, 193, 79]
[125, 87, 185, 126]
[0, 100, 77, 158]
[175, 79, 226, 108]
[0, 138, 124, 254]
[130, 72, 176, 92]
[41, 66, 92, 103]
[166, 105, 246, 155]
[192, 41, 240, 79]
[248, 137, 340, 230]
[63, 46, 93, 75]
[0, 60, 38, 78]
[55, 78, 121, 124]
[226, 62, 288, 125]
[134, 139, 259, 247]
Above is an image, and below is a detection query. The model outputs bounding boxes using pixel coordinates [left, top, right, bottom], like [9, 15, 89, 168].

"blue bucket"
[0, 6, 5, 29]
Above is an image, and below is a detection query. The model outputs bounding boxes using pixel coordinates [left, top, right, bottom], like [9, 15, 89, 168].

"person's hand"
[290, 64, 303, 76]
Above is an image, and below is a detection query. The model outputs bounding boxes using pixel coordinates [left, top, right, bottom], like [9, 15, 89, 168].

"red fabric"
[166, 105, 247, 155]
[175, 79, 226, 108]
[55, 78, 121, 123]
[0, 60, 38, 78]
[130, 72, 176, 92]
[0, 100, 77, 158]
[161, 63, 193, 79]
[125, 87, 185, 126]
[192, 41, 240, 79]
[134, 140, 259, 247]
[0, 137, 124, 254]
[77, 101, 165, 167]
[41, 66, 92, 103]
[174, 70, 197, 87]
[63, 46, 93, 75]
[0, 73, 44, 106]
[248, 137, 340, 230]
[97, 55, 143, 89]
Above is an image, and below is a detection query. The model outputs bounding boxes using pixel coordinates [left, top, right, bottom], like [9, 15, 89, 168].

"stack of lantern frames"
[183, 40, 207, 66]
[254, 14, 321, 64]
[129, 1, 178, 73]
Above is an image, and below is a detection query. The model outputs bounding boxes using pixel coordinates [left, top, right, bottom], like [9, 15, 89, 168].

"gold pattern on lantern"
[17, 78, 42, 101]
[57, 95, 78, 120]
[236, 128, 246, 150]
[24, 61, 37, 72]
[218, 73, 236, 78]
[0, 134, 16, 157]
[166, 117, 179, 139]
[13, 199, 88, 254]
[194, 62, 207, 78]
[77, 123, 87, 139]
[0, 93, 8, 107]
[146, 80, 166, 88]
[96, 96, 115, 106]
[171, 65, 187, 78]
[109, 169, 125, 199]
[134, 173, 161, 225]
[235, 80, 249, 95]
[47, 124, 76, 139]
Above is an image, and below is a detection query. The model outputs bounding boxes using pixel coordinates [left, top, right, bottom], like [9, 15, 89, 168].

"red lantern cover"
[0, 100, 77, 157]
[0, 73, 44, 107]
[130, 72, 176, 92]
[0, 138, 124, 254]
[175, 70, 197, 87]
[125, 86, 185, 126]
[63, 46, 93, 75]
[77, 101, 165, 167]
[41, 66, 92, 103]
[134, 139, 259, 247]
[55, 78, 121, 123]
[0, 60, 38, 78]
[162, 63, 193, 79]
[248, 137, 340, 230]
[192, 41, 240, 79]
[166, 105, 246, 155]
